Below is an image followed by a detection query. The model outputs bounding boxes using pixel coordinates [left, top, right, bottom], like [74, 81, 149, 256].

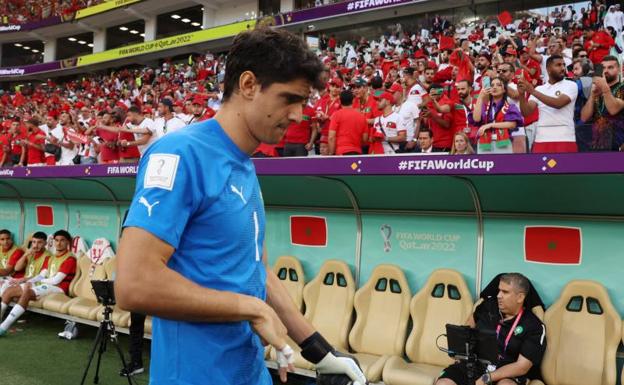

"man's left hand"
[275, 344, 295, 383]
[316, 351, 367, 385]
[299, 332, 367, 385]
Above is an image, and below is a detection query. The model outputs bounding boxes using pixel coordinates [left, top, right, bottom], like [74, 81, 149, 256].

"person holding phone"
[518, 55, 578, 153]
[470, 77, 523, 154]
[580, 55, 624, 151]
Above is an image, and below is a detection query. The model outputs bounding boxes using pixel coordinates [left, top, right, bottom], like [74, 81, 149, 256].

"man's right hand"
[250, 299, 289, 351]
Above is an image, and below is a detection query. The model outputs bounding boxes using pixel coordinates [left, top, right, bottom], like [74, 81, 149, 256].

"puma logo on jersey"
[230, 185, 247, 204]
[139, 196, 160, 217]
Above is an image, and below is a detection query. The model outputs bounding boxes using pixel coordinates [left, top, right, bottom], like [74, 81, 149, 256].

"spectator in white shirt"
[518, 55, 578, 153]
[120, 106, 159, 156]
[604, 6, 623, 34]
[54, 112, 79, 165]
[155, 99, 186, 135]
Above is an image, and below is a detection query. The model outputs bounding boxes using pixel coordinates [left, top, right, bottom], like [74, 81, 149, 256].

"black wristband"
[299, 332, 333, 364]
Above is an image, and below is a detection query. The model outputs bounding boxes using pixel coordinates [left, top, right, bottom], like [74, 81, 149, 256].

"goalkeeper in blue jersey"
[116, 27, 367, 385]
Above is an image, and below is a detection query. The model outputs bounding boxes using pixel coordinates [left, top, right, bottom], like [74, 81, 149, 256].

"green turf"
[0, 312, 150, 385]
[0, 312, 314, 385]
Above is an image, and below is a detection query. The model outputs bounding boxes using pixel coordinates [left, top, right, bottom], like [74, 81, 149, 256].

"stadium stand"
[0, 0, 103, 24]
[1, 2, 624, 164]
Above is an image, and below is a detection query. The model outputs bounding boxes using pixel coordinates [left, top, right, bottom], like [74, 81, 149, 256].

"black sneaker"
[119, 362, 144, 377]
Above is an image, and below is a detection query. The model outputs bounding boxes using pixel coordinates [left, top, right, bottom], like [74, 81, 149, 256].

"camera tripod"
[79, 305, 134, 385]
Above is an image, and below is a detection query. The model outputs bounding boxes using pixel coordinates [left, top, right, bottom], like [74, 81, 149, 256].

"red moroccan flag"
[36, 205, 54, 226]
[439, 35, 456, 51]
[524, 226, 582, 264]
[290, 216, 327, 247]
[498, 11, 513, 27]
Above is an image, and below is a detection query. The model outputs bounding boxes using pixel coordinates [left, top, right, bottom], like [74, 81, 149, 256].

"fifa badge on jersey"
[514, 326, 524, 336]
[144, 153, 180, 191]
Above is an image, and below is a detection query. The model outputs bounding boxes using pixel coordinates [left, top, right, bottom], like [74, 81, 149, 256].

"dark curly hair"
[223, 27, 324, 102]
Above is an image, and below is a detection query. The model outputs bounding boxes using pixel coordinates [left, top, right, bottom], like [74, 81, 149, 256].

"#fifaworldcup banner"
[524, 226, 582, 265]
[267, 0, 414, 26]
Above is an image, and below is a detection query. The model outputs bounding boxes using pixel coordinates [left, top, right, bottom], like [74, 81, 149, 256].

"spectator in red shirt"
[188, 97, 216, 124]
[421, 84, 454, 151]
[115, 111, 140, 163]
[283, 103, 316, 157]
[313, 78, 342, 155]
[0, 127, 10, 167]
[20, 118, 46, 166]
[95, 111, 120, 164]
[584, 27, 615, 65]
[328, 90, 368, 156]
[8, 120, 26, 166]
[328, 34, 337, 52]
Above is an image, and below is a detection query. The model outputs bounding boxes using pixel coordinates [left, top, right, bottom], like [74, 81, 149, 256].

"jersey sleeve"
[7, 248, 24, 267]
[58, 256, 77, 275]
[123, 140, 200, 249]
[519, 321, 547, 366]
[562, 80, 578, 103]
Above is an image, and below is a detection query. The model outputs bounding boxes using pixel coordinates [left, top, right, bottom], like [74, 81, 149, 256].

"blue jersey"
[124, 119, 270, 385]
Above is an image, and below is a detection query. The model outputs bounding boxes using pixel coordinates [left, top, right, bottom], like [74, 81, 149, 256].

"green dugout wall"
[0, 165, 622, 316]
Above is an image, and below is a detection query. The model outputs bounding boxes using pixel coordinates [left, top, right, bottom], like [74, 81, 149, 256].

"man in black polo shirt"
[436, 273, 546, 385]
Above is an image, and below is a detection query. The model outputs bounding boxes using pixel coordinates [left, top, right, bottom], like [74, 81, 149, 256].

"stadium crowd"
[0, 0, 103, 25]
[1, 2, 624, 166]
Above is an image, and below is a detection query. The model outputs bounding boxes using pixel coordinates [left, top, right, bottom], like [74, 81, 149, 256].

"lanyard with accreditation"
[496, 308, 524, 360]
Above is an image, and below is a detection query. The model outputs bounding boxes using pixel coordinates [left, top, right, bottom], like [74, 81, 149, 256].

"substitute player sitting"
[0, 230, 77, 336]
[436, 273, 546, 385]
[0, 230, 25, 287]
[0, 232, 50, 297]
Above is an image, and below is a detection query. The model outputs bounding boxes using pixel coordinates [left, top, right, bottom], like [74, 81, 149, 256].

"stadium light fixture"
[140, 33, 145, 37]
[78, 40, 86, 45]
[130, 30, 139, 34]
[68, 37, 77, 42]
[171, 14, 181, 19]
[119, 26, 129, 31]
[14, 43, 22, 47]
[201, 7, 204, 11]
[191, 22, 200, 27]
[88, 43, 94, 47]
[31, 49, 39, 52]
[23, 46, 30, 50]
[181, 18, 191, 23]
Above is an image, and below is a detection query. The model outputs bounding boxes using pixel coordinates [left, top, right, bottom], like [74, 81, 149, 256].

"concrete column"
[44, 38, 57, 62]
[280, 0, 295, 12]
[202, 8, 215, 29]
[144, 15, 157, 41]
[93, 29, 106, 52]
